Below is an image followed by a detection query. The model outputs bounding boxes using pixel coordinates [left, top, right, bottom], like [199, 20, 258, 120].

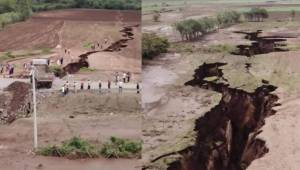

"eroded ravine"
[154, 62, 280, 170]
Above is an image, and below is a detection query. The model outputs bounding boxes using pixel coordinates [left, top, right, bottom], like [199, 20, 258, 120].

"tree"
[142, 33, 170, 59]
[16, 0, 32, 21]
[244, 8, 269, 22]
[175, 10, 241, 41]
[291, 10, 296, 21]
[153, 11, 161, 22]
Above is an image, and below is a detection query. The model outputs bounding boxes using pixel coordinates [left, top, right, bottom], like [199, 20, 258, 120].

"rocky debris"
[0, 81, 32, 124]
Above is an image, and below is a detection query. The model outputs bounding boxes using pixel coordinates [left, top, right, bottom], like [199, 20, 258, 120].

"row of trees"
[175, 11, 241, 41]
[142, 33, 169, 60]
[0, 0, 32, 28]
[31, 0, 141, 11]
[244, 7, 269, 22]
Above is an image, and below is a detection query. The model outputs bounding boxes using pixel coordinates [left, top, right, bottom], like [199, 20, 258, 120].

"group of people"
[91, 38, 109, 51]
[114, 72, 131, 84]
[0, 63, 15, 77]
[61, 79, 140, 96]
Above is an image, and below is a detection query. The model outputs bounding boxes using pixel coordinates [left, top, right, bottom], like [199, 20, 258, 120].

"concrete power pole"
[31, 67, 38, 149]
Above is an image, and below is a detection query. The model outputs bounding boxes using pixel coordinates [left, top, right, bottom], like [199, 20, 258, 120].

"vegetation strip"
[38, 136, 142, 159]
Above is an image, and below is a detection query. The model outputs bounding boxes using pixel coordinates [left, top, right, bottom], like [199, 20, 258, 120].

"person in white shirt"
[118, 81, 123, 93]
[122, 73, 126, 83]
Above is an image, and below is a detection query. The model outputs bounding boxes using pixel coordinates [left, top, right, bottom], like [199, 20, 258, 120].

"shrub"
[38, 137, 99, 158]
[101, 136, 142, 158]
[153, 11, 161, 22]
[49, 65, 64, 77]
[142, 33, 170, 59]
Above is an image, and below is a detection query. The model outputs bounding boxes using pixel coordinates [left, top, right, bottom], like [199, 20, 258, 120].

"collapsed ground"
[142, 6, 300, 170]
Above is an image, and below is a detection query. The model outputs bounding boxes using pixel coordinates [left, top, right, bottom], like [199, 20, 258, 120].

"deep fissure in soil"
[62, 25, 138, 75]
[162, 62, 280, 170]
[231, 30, 294, 57]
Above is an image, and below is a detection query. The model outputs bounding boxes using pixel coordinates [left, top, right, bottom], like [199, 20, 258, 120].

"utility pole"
[31, 66, 38, 149]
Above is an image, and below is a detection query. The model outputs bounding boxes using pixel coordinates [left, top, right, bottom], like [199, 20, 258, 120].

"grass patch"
[79, 67, 96, 72]
[49, 65, 64, 77]
[83, 42, 93, 49]
[202, 44, 237, 54]
[38, 137, 99, 159]
[101, 136, 142, 158]
[40, 47, 52, 54]
[0, 51, 15, 61]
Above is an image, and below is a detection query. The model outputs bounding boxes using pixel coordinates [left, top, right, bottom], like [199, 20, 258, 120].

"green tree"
[152, 10, 160, 22]
[291, 10, 296, 21]
[142, 33, 169, 59]
[16, 0, 32, 21]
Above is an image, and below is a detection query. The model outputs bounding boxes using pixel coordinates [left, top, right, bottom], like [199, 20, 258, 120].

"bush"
[49, 65, 64, 77]
[244, 7, 269, 22]
[153, 11, 160, 22]
[101, 136, 142, 158]
[142, 33, 170, 59]
[38, 137, 99, 158]
[0, 12, 22, 28]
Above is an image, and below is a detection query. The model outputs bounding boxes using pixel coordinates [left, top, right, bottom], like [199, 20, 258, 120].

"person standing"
[0, 64, 3, 74]
[80, 81, 84, 90]
[108, 80, 111, 92]
[98, 80, 102, 93]
[87, 80, 91, 90]
[65, 81, 70, 94]
[73, 81, 77, 93]
[115, 72, 119, 85]
[61, 85, 65, 96]
[60, 57, 64, 65]
[118, 81, 123, 93]
[127, 72, 131, 83]
[136, 83, 140, 94]
[122, 72, 126, 83]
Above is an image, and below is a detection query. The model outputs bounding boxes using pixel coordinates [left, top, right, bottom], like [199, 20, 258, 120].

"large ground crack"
[155, 62, 280, 170]
[231, 30, 295, 57]
[62, 24, 138, 75]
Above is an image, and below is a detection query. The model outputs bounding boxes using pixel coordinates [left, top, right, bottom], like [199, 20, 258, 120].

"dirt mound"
[0, 81, 32, 124]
